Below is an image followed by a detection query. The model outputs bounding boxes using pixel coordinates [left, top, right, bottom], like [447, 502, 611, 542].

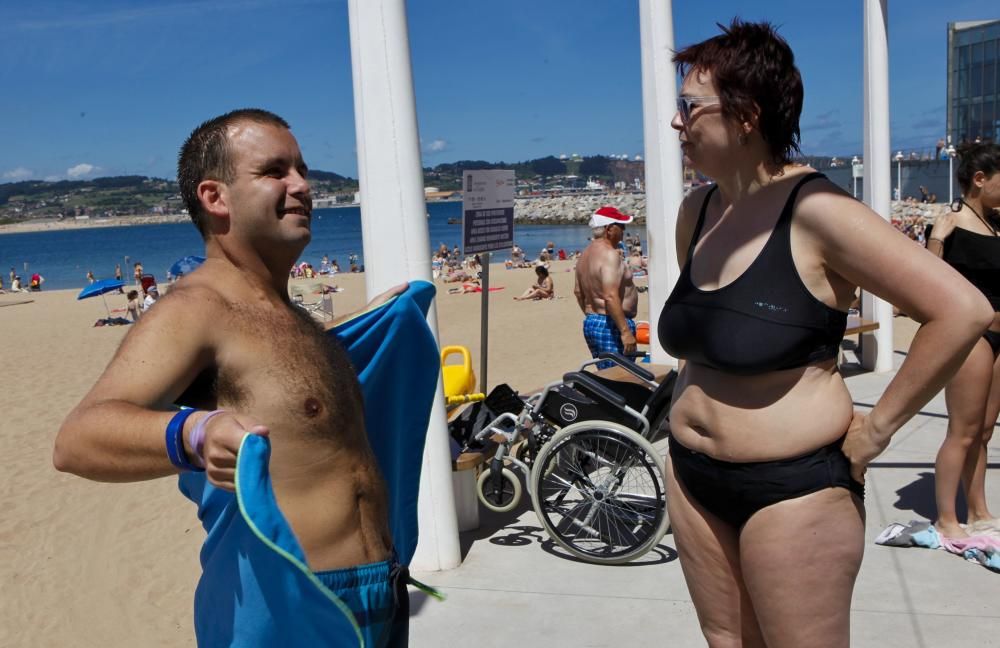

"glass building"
[948, 19, 1000, 144]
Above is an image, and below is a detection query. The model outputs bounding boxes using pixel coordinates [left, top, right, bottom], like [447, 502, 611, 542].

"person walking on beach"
[573, 205, 638, 368]
[114, 264, 122, 281]
[925, 141, 1000, 537]
[133, 261, 143, 287]
[54, 109, 408, 647]
[658, 20, 991, 647]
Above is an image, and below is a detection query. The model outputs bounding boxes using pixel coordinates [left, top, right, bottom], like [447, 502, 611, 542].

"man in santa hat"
[573, 205, 639, 368]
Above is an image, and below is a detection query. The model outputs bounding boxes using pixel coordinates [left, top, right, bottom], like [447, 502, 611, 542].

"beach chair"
[290, 285, 334, 322]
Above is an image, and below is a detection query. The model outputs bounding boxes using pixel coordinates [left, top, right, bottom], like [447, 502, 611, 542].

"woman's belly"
[668, 360, 855, 462]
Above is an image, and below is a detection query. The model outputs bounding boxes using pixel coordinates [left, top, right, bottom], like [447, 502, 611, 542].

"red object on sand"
[636, 321, 650, 345]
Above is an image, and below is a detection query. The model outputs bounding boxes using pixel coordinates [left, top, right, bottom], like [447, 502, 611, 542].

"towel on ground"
[179, 281, 440, 646]
[876, 520, 1000, 572]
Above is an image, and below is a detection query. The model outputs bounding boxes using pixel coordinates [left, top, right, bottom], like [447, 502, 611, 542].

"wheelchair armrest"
[596, 352, 656, 382]
[562, 372, 627, 409]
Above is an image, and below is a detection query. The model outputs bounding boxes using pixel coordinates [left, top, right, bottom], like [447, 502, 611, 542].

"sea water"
[0, 201, 646, 291]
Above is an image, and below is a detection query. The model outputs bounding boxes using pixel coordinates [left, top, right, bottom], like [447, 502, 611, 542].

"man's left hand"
[368, 282, 409, 309]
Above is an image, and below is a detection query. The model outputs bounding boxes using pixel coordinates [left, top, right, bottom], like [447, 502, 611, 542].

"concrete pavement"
[409, 352, 1000, 647]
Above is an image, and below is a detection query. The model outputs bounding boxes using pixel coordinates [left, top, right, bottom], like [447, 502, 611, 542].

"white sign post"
[462, 170, 515, 394]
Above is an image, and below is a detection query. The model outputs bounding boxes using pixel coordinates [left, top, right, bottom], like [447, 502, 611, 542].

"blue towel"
[179, 281, 440, 646]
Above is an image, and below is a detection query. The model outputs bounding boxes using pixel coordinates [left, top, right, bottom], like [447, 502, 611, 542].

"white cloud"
[2, 167, 33, 181]
[425, 139, 449, 153]
[44, 175, 61, 182]
[67, 163, 99, 179]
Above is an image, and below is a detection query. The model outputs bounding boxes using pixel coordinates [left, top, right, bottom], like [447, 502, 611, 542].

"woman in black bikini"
[660, 20, 992, 647]
[926, 142, 1000, 539]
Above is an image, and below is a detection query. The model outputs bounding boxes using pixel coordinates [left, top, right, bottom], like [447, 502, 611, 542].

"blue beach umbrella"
[169, 255, 206, 278]
[78, 278, 126, 320]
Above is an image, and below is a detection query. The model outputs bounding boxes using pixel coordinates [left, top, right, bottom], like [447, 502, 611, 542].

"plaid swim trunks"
[583, 313, 636, 369]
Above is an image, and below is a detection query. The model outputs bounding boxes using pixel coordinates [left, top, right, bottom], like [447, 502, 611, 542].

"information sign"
[462, 170, 515, 254]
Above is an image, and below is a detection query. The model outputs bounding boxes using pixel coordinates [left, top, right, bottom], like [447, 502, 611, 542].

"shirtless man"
[53, 109, 406, 645]
[573, 205, 639, 367]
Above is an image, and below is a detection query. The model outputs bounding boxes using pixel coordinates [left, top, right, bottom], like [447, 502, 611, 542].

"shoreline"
[0, 213, 191, 235]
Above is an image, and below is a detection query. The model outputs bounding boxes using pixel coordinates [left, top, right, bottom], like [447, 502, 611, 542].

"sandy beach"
[0, 260, 658, 646]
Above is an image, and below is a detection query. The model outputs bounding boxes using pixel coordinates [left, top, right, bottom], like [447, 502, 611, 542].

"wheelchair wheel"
[477, 466, 522, 513]
[529, 421, 668, 564]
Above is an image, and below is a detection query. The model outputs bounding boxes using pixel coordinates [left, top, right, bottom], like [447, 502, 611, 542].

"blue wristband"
[166, 408, 204, 472]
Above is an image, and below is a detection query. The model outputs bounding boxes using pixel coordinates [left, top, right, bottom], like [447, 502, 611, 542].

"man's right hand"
[186, 412, 269, 492]
[621, 330, 637, 357]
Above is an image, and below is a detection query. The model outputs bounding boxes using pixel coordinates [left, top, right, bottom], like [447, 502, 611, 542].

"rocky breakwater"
[514, 193, 646, 225]
[893, 200, 949, 223]
[510, 194, 953, 228]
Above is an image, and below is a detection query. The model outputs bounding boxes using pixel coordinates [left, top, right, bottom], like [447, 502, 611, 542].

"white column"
[861, 0, 895, 372]
[348, 0, 461, 571]
[638, 0, 682, 366]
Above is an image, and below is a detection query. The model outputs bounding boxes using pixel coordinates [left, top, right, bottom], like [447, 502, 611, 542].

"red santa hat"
[588, 205, 633, 228]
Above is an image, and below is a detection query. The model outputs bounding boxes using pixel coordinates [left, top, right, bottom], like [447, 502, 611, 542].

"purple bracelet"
[189, 409, 225, 468]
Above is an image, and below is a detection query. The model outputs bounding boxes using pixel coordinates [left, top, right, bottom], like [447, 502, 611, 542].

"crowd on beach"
[0, 266, 44, 294]
[429, 233, 649, 300]
[290, 253, 364, 279]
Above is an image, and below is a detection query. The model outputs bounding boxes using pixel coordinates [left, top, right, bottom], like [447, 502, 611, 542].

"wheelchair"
[469, 352, 676, 565]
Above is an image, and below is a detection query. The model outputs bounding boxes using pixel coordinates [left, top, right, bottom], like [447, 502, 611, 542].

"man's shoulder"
[153, 280, 230, 320]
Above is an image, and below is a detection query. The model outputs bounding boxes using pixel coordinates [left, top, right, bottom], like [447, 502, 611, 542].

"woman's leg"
[739, 488, 865, 648]
[937, 338, 993, 536]
[666, 458, 766, 647]
[964, 348, 1000, 524]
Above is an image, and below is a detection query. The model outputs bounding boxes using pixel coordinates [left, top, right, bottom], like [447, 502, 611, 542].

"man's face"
[222, 121, 312, 250]
[607, 224, 625, 245]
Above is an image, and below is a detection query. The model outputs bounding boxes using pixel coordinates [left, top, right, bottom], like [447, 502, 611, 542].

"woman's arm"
[798, 185, 992, 478]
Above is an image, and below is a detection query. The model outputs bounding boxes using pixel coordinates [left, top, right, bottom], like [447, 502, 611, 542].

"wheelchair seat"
[538, 383, 644, 430]
[587, 374, 655, 413]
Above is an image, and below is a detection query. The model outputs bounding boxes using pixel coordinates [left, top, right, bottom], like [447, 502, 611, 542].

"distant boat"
[447, 217, 461, 224]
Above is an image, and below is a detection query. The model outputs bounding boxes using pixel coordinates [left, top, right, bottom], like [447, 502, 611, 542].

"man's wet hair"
[673, 18, 803, 168]
[177, 109, 291, 237]
[956, 141, 1000, 194]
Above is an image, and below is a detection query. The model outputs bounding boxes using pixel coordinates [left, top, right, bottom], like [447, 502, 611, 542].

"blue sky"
[0, 0, 989, 183]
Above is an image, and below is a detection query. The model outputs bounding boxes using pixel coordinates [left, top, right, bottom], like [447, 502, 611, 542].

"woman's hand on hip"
[840, 411, 890, 485]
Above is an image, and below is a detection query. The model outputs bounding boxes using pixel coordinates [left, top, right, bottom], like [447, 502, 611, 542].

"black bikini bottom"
[984, 330, 1000, 357]
[669, 435, 864, 529]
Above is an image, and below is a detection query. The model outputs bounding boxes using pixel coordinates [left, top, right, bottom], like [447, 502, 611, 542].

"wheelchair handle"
[562, 372, 627, 409]
[596, 352, 656, 382]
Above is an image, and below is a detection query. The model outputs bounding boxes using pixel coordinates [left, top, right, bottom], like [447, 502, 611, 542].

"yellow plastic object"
[445, 393, 485, 406]
[441, 345, 476, 397]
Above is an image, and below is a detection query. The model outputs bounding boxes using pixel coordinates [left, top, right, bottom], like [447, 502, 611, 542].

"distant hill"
[0, 170, 358, 222]
[0, 154, 646, 222]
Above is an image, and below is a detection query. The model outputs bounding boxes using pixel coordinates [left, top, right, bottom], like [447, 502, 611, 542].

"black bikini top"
[658, 172, 848, 375]
[943, 227, 1000, 312]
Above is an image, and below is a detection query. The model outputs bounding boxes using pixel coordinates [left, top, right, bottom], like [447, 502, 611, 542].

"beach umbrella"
[77, 278, 126, 320]
[169, 255, 205, 277]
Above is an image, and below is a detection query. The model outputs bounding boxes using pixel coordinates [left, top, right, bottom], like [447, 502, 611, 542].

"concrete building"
[947, 19, 1000, 144]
